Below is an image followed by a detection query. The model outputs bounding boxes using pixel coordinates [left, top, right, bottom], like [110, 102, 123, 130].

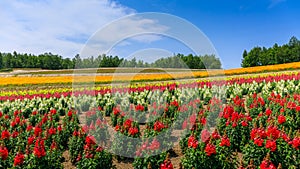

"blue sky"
[0, 0, 299, 68]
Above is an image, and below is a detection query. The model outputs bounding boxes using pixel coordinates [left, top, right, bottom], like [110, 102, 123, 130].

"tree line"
[0, 52, 74, 70]
[241, 36, 300, 67]
[0, 52, 222, 70]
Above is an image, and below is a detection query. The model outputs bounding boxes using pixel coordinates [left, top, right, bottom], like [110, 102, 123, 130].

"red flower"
[115, 125, 121, 131]
[11, 121, 17, 128]
[280, 132, 290, 142]
[124, 119, 132, 129]
[14, 152, 25, 166]
[260, 159, 276, 169]
[160, 158, 174, 169]
[113, 107, 121, 116]
[76, 155, 82, 162]
[291, 137, 299, 150]
[85, 152, 93, 159]
[128, 127, 139, 136]
[250, 128, 258, 140]
[1, 130, 10, 140]
[67, 110, 73, 117]
[223, 106, 234, 119]
[254, 138, 264, 147]
[154, 121, 165, 132]
[26, 125, 33, 131]
[188, 135, 198, 149]
[57, 125, 62, 132]
[170, 100, 179, 107]
[48, 127, 56, 136]
[12, 131, 19, 138]
[15, 116, 20, 124]
[0, 146, 8, 160]
[258, 128, 267, 139]
[34, 126, 42, 137]
[212, 130, 220, 140]
[277, 115, 286, 124]
[232, 122, 237, 128]
[135, 104, 145, 111]
[265, 140, 277, 152]
[200, 117, 206, 126]
[33, 139, 46, 158]
[28, 136, 35, 145]
[85, 135, 96, 145]
[32, 111, 37, 115]
[205, 143, 216, 156]
[50, 109, 57, 115]
[220, 136, 230, 147]
[50, 141, 57, 150]
[296, 106, 300, 112]
[266, 126, 280, 139]
[231, 111, 239, 121]
[96, 146, 103, 152]
[14, 110, 20, 116]
[241, 120, 248, 127]
[266, 108, 272, 116]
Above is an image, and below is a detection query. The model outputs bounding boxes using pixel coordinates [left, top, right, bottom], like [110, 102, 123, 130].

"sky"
[0, 0, 299, 68]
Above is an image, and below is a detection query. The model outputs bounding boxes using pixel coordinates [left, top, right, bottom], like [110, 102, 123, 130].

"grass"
[0, 68, 13, 73]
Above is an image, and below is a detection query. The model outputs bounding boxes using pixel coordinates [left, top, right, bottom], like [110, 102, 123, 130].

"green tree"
[241, 36, 300, 67]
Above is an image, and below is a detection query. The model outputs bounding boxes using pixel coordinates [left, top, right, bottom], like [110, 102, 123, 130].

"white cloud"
[81, 16, 169, 57]
[0, 0, 167, 58]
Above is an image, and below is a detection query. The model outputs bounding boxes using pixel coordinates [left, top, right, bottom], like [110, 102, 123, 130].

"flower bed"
[0, 71, 299, 168]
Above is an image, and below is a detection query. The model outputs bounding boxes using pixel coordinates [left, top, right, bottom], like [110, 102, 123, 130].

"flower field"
[0, 71, 299, 169]
[1, 61, 300, 86]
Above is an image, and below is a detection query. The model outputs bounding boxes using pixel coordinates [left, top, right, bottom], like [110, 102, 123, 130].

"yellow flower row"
[1, 70, 299, 97]
[0, 61, 299, 86]
[224, 61, 300, 75]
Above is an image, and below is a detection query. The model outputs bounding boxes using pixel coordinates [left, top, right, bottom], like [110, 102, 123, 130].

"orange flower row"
[0, 62, 299, 86]
[224, 61, 300, 75]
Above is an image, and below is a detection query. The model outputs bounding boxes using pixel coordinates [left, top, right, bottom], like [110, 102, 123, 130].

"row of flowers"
[1, 71, 300, 101]
[1, 62, 300, 86]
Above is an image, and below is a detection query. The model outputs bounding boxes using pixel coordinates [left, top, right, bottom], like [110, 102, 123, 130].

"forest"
[241, 36, 300, 67]
[0, 52, 221, 70]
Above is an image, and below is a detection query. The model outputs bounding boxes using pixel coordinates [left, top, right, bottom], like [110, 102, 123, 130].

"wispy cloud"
[0, 0, 166, 58]
[268, 0, 287, 8]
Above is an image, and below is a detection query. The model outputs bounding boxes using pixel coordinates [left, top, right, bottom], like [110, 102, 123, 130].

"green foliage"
[150, 53, 221, 69]
[0, 51, 222, 70]
[0, 52, 74, 70]
[241, 36, 300, 67]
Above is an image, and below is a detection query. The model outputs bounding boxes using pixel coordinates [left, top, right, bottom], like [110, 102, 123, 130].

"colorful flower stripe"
[224, 61, 300, 75]
[1, 71, 300, 101]
[1, 62, 300, 86]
